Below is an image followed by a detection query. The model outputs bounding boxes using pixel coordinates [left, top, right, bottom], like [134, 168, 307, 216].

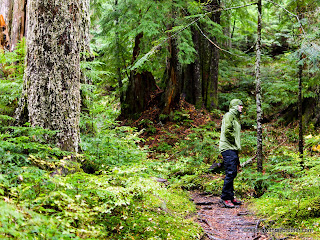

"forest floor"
[123, 99, 318, 240]
[191, 191, 269, 240]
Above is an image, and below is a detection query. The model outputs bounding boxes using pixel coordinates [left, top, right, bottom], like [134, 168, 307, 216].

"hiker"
[219, 99, 243, 208]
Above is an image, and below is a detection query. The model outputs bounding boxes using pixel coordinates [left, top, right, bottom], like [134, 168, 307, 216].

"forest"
[0, 0, 320, 239]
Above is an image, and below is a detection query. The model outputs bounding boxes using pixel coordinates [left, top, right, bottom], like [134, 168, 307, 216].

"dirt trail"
[191, 192, 269, 240]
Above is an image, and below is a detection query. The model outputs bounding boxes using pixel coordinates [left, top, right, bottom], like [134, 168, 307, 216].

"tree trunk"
[10, 0, 26, 51]
[0, 0, 27, 51]
[256, 0, 263, 173]
[0, 0, 13, 50]
[297, 0, 305, 168]
[120, 32, 157, 118]
[298, 60, 303, 166]
[204, 0, 220, 110]
[192, 28, 202, 108]
[0, 0, 13, 34]
[16, 0, 87, 152]
[114, 0, 124, 105]
[162, 36, 181, 114]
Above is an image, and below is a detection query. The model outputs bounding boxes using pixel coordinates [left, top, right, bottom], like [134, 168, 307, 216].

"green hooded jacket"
[219, 99, 243, 153]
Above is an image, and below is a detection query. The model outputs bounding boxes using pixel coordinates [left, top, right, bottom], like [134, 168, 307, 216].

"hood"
[229, 99, 243, 116]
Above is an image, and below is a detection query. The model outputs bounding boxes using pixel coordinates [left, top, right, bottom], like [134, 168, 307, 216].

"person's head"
[229, 99, 243, 113]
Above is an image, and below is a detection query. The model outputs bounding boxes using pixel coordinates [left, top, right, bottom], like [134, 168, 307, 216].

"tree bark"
[0, 0, 27, 51]
[120, 32, 158, 118]
[204, 0, 220, 110]
[297, 0, 304, 167]
[0, 0, 13, 33]
[10, 0, 26, 51]
[298, 60, 303, 165]
[162, 36, 181, 114]
[256, 0, 263, 172]
[0, 0, 13, 50]
[16, 0, 87, 152]
[192, 28, 202, 108]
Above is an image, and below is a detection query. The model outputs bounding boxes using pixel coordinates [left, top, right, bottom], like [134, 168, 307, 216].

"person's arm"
[224, 113, 235, 145]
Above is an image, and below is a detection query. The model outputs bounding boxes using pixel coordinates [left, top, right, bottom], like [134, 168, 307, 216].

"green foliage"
[0, 38, 26, 117]
[0, 125, 71, 174]
[249, 150, 320, 232]
[0, 163, 202, 239]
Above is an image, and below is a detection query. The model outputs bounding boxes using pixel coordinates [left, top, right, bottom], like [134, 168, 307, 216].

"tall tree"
[255, 0, 263, 173]
[0, 0, 27, 51]
[205, 0, 221, 110]
[178, 0, 221, 111]
[296, 0, 305, 167]
[16, 0, 88, 152]
[10, 0, 26, 51]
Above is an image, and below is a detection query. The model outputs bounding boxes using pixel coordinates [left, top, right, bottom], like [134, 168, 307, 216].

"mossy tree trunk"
[16, 0, 87, 152]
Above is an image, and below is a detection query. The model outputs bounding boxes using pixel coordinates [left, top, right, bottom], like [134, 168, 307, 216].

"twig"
[195, 23, 247, 58]
[241, 154, 257, 168]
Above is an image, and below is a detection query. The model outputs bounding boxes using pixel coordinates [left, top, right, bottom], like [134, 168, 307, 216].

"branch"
[264, 0, 306, 36]
[130, 2, 257, 71]
[241, 154, 257, 168]
[195, 23, 247, 58]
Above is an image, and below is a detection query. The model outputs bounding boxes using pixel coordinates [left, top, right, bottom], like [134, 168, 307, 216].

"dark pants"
[221, 150, 239, 200]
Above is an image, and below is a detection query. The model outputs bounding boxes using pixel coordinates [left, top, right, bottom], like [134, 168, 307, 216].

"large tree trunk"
[180, 0, 220, 111]
[120, 32, 157, 118]
[162, 36, 181, 114]
[16, 0, 87, 152]
[205, 0, 220, 110]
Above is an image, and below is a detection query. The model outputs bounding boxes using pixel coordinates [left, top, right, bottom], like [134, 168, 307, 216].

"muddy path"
[190, 192, 269, 240]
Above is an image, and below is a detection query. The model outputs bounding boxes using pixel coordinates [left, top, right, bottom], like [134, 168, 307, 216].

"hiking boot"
[220, 199, 235, 208]
[231, 198, 242, 205]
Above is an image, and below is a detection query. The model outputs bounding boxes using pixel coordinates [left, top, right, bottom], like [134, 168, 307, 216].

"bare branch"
[195, 23, 247, 58]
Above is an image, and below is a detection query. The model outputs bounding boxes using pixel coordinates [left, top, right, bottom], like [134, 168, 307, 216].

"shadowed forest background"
[0, 0, 320, 239]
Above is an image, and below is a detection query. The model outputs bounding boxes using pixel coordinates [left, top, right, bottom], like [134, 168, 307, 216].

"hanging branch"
[195, 23, 247, 58]
[130, 2, 257, 71]
[264, 0, 306, 36]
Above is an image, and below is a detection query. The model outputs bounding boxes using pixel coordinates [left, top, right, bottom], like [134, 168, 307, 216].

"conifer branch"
[264, 0, 306, 36]
[130, 2, 257, 70]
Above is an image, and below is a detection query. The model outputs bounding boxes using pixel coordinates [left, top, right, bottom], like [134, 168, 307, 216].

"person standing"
[219, 99, 243, 208]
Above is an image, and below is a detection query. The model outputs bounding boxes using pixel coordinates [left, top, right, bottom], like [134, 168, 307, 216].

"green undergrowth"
[0, 163, 201, 239]
[0, 68, 203, 239]
[158, 123, 320, 238]
[248, 148, 320, 237]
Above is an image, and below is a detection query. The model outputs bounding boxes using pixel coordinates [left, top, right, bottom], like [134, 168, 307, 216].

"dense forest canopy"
[0, 0, 320, 239]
